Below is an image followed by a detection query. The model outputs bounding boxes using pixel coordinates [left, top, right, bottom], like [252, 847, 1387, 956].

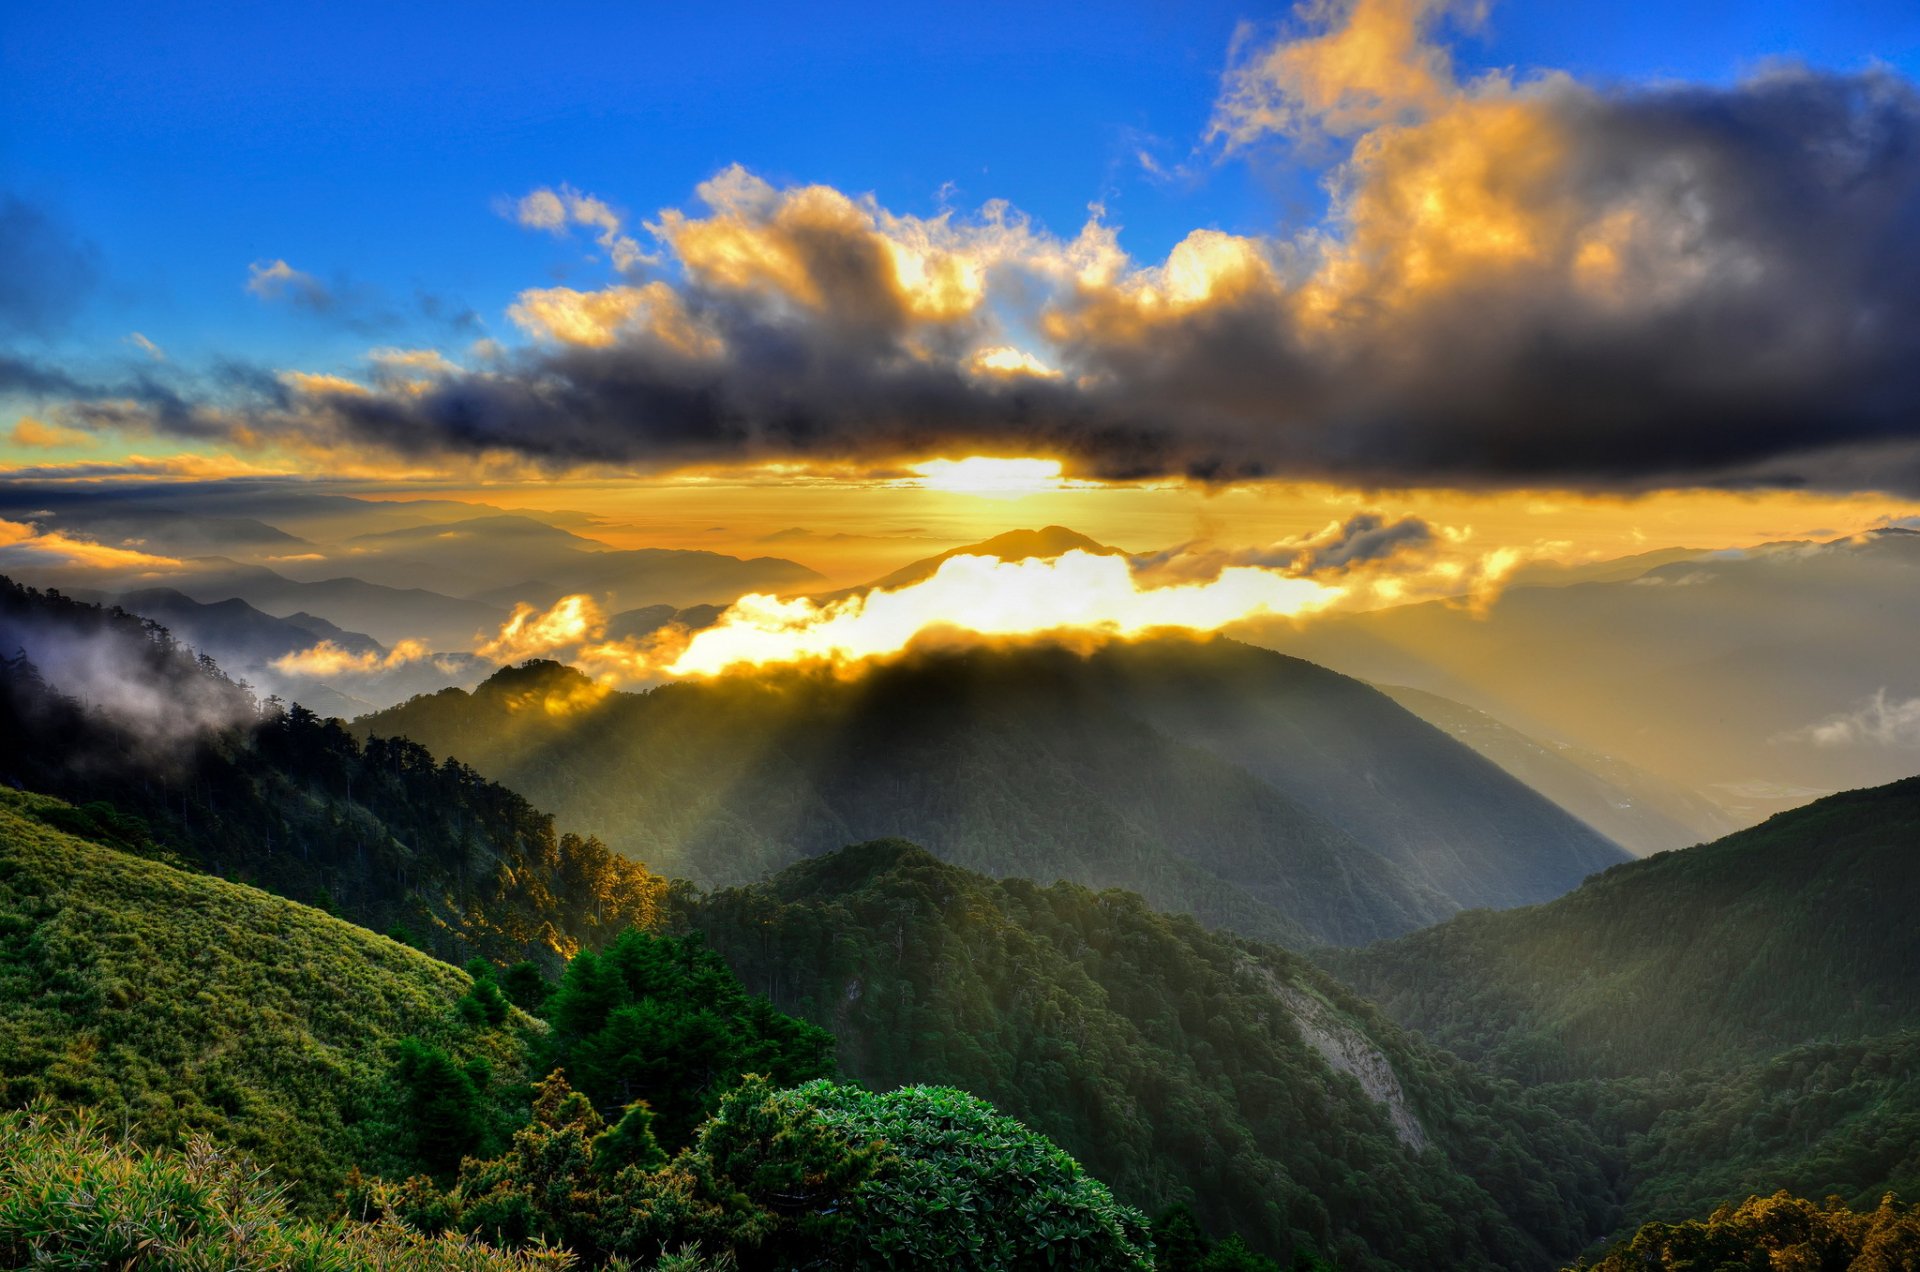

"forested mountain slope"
[1325, 777, 1920, 1232]
[680, 840, 1622, 1272]
[1327, 777, 1920, 1081]
[365, 638, 1625, 946]
[0, 576, 664, 967]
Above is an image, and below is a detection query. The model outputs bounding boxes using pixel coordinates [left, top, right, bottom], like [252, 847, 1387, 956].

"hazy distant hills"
[1252, 529, 1920, 824]
[362, 636, 1627, 945]
[0, 492, 821, 649]
[326, 514, 825, 610]
[1376, 684, 1736, 855]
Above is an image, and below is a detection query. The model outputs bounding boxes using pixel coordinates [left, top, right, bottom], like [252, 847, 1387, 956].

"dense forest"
[1326, 780, 1920, 1228]
[0, 789, 1192, 1270]
[360, 639, 1624, 948]
[679, 840, 1621, 1270]
[0, 577, 664, 968]
[4, 575, 1917, 1269]
[1327, 779, 1920, 1081]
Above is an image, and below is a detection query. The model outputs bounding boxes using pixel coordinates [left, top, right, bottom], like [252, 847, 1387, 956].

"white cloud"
[1788, 690, 1920, 748]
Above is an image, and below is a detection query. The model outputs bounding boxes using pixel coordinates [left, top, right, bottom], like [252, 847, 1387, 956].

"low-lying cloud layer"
[13, 0, 1920, 493]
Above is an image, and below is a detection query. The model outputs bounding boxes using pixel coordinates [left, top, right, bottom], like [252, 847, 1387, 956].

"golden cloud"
[0, 518, 184, 572]
[8, 417, 94, 449]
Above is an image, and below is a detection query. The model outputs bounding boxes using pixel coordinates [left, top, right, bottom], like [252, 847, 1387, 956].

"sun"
[908, 456, 1067, 500]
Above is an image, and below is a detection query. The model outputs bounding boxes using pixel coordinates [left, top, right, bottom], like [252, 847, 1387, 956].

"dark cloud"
[0, 195, 98, 338]
[1131, 513, 1436, 583]
[19, 68, 1920, 496]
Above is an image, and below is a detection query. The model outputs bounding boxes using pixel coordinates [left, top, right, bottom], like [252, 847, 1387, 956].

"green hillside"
[0, 576, 666, 969]
[1325, 777, 1920, 1230]
[364, 637, 1626, 946]
[680, 840, 1621, 1271]
[0, 787, 532, 1206]
[1327, 777, 1920, 1082]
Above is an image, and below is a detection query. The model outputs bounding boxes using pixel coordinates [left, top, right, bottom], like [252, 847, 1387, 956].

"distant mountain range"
[1375, 683, 1736, 855]
[361, 637, 1628, 946]
[1252, 529, 1920, 824]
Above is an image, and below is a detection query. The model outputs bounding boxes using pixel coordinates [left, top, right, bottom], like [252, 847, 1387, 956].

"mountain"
[850, 524, 1124, 593]
[96, 586, 479, 713]
[110, 586, 386, 663]
[681, 840, 1620, 1270]
[1324, 776, 1920, 1227]
[0, 574, 665, 968]
[18, 507, 314, 559]
[1375, 684, 1734, 855]
[0, 786, 532, 1205]
[161, 562, 512, 648]
[1327, 776, 1920, 1082]
[0, 796, 1166, 1272]
[66, 586, 493, 716]
[1251, 530, 1920, 825]
[362, 636, 1626, 945]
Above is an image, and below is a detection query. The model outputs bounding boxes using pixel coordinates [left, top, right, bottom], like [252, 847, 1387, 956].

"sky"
[6, 0, 1920, 588]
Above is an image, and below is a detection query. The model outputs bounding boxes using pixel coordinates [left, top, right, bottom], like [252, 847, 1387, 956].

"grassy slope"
[0, 787, 532, 1207]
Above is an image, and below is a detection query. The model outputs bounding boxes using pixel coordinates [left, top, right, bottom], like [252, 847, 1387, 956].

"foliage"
[543, 928, 837, 1148]
[361, 646, 1527, 948]
[0, 1108, 574, 1272]
[772, 1079, 1155, 1270]
[1327, 778, 1920, 1084]
[0, 576, 668, 969]
[1590, 1033, 1920, 1225]
[682, 840, 1621, 1271]
[1325, 778, 1920, 1230]
[1570, 1190, 1920, 1272]
[385, 1071, 1149, 1271]
[0, 787, 531, 1206]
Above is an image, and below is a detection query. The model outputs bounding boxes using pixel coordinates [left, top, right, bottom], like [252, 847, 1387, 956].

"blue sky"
[5, 0, 1918, 378]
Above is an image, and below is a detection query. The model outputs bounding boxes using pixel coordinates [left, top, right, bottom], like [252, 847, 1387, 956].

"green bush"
[651, 1078, 1154, 1271]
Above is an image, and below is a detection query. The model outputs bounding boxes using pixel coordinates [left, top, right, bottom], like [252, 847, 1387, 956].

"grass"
[0, 786, 536, 1207]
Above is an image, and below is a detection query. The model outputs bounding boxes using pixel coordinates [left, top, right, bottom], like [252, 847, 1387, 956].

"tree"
[391, 1040, 487, 1176]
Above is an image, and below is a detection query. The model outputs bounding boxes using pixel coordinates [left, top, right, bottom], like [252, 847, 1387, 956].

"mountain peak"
[857, 525, 1125, 593]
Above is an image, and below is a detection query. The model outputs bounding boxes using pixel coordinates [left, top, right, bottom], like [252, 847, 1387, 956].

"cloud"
[1130, 511, 1518, 609]
[0, 517, 184, 572]
[126, 332, 165, 361]
[1210, 0, 1483, 146]
[476, 593, 606, 663]
[271, 637, 434, 678]
[0, 194, 98, 338]
[508, 183, 650, 272]
[246, 259, 334, 311]
[20, 6, 1920, 495]
[8, 417, 95, 450]
[1787, 689, 1920, 748]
